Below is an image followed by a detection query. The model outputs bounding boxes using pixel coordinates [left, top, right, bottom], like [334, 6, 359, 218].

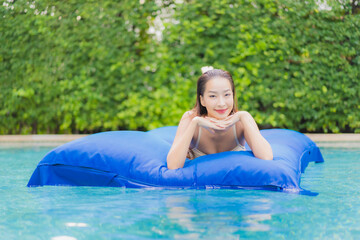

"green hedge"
[1, 0, 359, 134]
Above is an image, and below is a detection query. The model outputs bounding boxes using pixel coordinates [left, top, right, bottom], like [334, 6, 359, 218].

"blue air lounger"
[27, 127, 324, 192]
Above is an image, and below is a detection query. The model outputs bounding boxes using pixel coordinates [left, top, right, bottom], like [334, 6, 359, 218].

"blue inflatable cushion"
[27, 127, 324, 192]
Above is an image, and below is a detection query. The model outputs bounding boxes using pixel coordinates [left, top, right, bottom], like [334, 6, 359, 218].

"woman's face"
[200, 77, 234, 120]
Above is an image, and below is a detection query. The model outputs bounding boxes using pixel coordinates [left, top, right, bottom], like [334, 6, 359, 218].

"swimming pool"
[1, 144, 359, 239]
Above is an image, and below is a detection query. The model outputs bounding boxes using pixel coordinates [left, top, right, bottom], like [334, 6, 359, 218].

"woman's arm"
[236, 111, 273, 160]
[166, 113, 199, 170]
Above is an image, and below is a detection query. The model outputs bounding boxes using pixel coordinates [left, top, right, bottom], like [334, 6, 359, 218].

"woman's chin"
[213, 114, 229, 120]
[217, 116, 227, 120]
[208, 111, 231, 120]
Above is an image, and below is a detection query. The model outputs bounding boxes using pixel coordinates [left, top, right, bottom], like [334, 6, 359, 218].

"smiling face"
[200, 77, 234, 120]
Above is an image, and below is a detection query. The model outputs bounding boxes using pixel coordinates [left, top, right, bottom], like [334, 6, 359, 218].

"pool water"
[1, 145, 360, 239]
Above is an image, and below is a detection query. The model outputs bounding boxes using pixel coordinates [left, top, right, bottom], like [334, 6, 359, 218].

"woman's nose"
[217, 96, 225, 106]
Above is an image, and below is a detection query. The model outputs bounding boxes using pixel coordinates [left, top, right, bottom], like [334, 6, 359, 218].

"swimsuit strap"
[233, 125, 240, 145]
[195, 127, 202, 148]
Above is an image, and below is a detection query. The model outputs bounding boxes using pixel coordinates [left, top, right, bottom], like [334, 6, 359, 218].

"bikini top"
[189, 125, 246, 160]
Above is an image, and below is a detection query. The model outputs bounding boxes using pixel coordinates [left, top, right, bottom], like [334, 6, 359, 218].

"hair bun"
[201, 66, 214, 74]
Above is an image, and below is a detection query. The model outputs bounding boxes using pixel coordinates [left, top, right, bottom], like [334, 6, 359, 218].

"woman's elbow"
[256, 154, 273, 161]
[167, 164, 180, 170]
[166, 155, 183, 170]
[255, 149, 273, 161]
[261, 154, 273, 161]
[259, 142, 273, 160]
[254, 153, 272, 160]
[166, 162, 183, 170]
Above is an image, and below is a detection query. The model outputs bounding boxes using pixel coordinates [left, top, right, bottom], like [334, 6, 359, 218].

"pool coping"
[307, 134, 360, 148]
[1, 133, 360, 148]
[0, 134, 87, 142]
[1, 134, 360, 142]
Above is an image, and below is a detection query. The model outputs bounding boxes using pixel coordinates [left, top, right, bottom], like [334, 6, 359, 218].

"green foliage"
[1, 0, 359, 133]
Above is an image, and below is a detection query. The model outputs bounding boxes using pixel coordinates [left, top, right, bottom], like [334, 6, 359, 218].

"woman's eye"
[225, 93, 231, 97]
[209, 95, 216, 98]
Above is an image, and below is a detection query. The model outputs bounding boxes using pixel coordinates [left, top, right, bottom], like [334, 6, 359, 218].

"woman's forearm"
[238, 112, 273, 160]
[166, 118, 199, 169]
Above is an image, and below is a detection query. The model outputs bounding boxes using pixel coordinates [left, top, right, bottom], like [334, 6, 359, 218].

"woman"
[167, 67, 273, 170]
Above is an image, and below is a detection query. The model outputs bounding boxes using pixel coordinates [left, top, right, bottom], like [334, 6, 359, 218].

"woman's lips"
[215, 109, 227, 114]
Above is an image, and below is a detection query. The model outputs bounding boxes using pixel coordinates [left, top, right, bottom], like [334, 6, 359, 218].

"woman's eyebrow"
[208, 89, 231, 93]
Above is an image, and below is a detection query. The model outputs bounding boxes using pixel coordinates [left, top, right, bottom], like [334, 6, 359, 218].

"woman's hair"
[193, 68, 237, 116]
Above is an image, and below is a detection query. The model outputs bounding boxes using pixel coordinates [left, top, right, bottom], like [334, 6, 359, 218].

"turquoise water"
[1, 145, 360, 239]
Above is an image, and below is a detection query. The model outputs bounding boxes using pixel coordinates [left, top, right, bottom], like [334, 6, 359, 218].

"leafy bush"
[1, 0, 359, 133]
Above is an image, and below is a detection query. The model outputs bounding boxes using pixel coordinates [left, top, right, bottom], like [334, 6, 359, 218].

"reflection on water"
[243, 214, 271, 231]
[162, 191, 278, 238]
[165, 195, 201, 239]
[242, 198, 272, 232]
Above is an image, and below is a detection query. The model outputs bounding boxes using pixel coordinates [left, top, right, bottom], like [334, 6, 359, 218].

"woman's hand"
[193, 116, 227, 134]
[204, 111, 248, 130]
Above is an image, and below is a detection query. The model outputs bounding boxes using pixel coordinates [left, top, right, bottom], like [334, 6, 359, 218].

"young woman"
[166, 67, 273, 170]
